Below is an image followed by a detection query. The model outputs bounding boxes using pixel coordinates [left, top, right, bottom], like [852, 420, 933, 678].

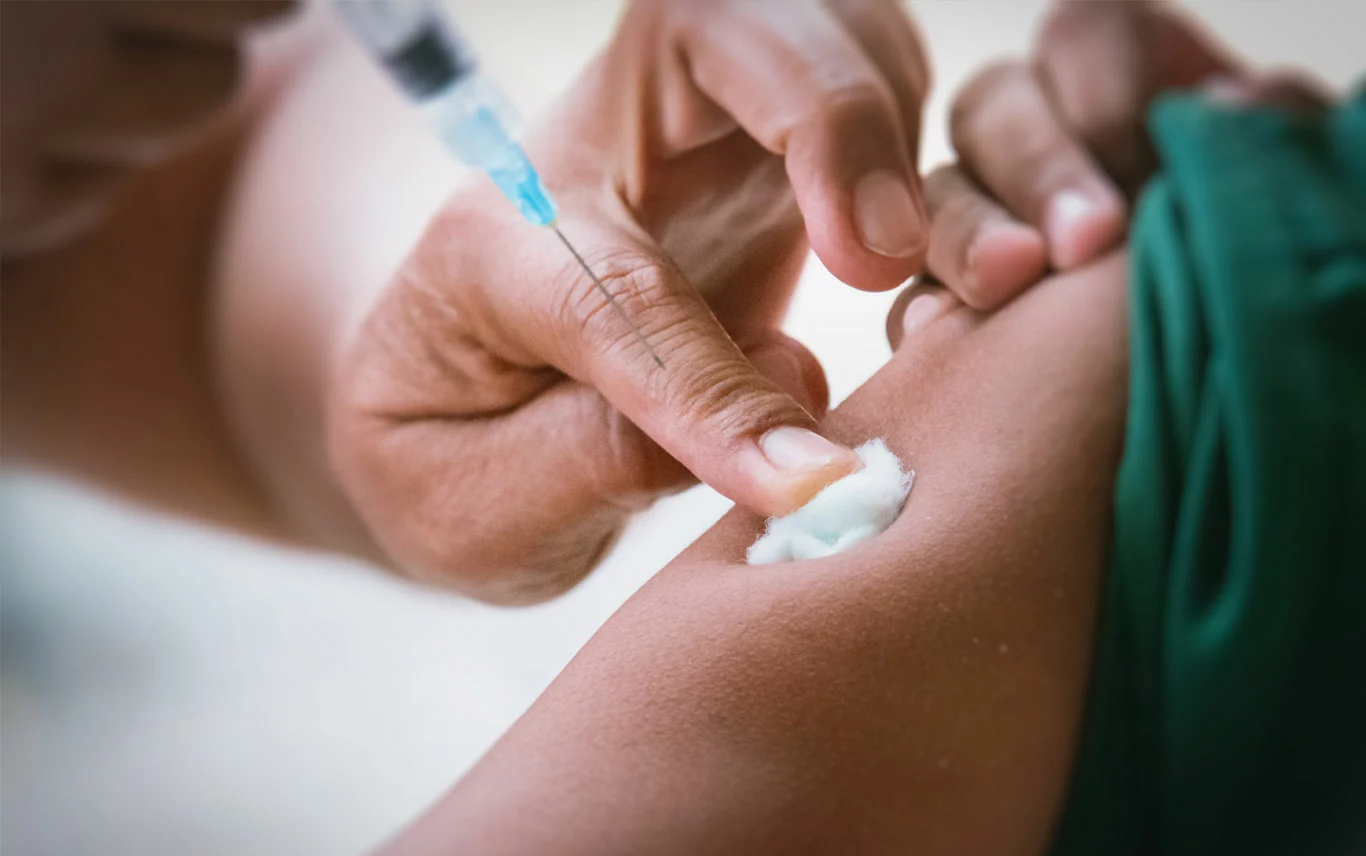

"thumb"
[744, 334, 832, 422]
[1036, 1, 1239, 195]
[543, 225, 860, 518]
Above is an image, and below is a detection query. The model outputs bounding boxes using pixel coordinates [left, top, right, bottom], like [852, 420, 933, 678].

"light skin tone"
[4, 1, 1234, 602]
[231, 0, 942, 602]
[6, 0, 934, 577]
[376, 60, 1334, 856]
[0, 0, 306, 536]
[216, 1, 1236, 602]
[381, 246, 1131, 855]
[3, 1, 1326, 851]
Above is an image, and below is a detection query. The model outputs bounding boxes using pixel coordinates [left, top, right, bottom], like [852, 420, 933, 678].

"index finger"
[951, 62, 1127, 270]
[544, 223, 864, 518]
[1036, 1, 1239, 196]
[679, 0, 928, 291]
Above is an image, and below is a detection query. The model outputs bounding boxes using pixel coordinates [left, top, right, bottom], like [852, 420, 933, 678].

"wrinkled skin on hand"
[328, 0, 934, 603]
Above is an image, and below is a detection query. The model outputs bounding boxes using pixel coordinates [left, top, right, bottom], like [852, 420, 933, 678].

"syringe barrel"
[337, 0, 476, 98]
[421, 75, 558, 226]
[337, 0, 558, 226]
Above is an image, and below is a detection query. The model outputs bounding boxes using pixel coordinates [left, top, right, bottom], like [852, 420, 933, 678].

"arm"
[384, 250, 1131, 855]
[0, 3, 314, 538]
[210, 23, 456, 559]
[210, 0, 938, 598]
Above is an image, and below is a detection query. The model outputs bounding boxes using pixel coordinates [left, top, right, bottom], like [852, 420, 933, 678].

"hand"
[327, 0, 933, 602]
[919, 0, 1239, 309]
[892, 0, 1334, 348]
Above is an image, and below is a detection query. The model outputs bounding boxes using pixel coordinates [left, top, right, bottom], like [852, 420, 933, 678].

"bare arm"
[210, 22, 457, 558]
[383, 250, 1130, 855]
[0, 4, 315, 538]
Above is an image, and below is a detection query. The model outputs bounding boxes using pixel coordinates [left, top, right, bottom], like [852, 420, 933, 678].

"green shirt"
[1051, 91, 1366, 854]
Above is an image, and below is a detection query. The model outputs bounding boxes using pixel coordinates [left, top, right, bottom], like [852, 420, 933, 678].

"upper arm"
[387, 252, 1130, 856]
[211, 22, 462, 551]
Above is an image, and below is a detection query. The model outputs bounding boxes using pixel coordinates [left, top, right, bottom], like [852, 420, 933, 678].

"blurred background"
[2, 1, 1362, 853]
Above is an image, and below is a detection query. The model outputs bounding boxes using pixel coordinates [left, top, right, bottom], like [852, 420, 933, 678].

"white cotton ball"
[746, 439, 914, 565]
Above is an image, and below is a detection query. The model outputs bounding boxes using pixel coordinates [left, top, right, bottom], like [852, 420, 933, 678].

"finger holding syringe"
[336, 0, 864, 523]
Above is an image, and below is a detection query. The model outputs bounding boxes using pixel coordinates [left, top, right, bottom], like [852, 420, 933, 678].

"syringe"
[337, 0, 663, 368]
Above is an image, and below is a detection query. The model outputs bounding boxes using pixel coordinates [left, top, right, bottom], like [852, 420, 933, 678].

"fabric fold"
[1051, 90, 1366, 855]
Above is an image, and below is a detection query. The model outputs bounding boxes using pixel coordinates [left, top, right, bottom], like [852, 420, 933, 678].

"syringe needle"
[552, 225, 666, 370]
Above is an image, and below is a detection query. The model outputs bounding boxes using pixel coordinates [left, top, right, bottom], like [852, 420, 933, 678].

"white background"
[3, 2, 1363, 853]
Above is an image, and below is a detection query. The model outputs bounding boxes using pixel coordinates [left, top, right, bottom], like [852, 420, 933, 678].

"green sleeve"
[1050, 90, 1366, 855]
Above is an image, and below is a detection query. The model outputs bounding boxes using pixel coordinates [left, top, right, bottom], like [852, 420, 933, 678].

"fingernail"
[756, 427, 862, 513]
[1045, 190, 1121, 269]
[1045, 190, 1095, 247]
[761, 427, 856, 473]
[965, 221, 1048, 307]
[901, 292, 947, 336]
[854, 170, 925, 259]
[1201, 74, 1256, 105]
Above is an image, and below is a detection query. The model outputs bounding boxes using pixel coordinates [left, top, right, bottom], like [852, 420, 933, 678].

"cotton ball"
[747, 439, 914, 564]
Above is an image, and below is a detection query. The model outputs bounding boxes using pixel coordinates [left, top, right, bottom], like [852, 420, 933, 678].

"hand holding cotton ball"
[747, 439, 913, 564]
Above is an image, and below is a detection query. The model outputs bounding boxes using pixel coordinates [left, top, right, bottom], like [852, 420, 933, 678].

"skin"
[3, 0, 934, 594]
[918, 2, 1333, 309]
[317, 0, 942, 598]
[219, 1, 1245, 603]
[0, 0, 304, 534]
[382, 248, 1131, 855]
[5, 1, 1246, 603]
[373, 58, 1340, 856]
[215, 0, 944, 602]
[2, 2, 1329, 851]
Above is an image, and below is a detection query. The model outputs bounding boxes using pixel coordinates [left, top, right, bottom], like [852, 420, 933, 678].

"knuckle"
[814, 79, 898, 130]
[1013, 139, 1089, 202]
[1036, 4, 1148, 142]
[599, 405, 689, 499]
[565, 385, 689, 506]
[922, 168, 1005, 299]
[923, 164, 968, 212]
[935, 185, 986, 236]
[924, 165, 981, 226]
[926, 224, 975, 298]
[950, 64, 1095, 208]
[660, 354, 801, 442]
[1039, 0, 1145, 57]
[1067, 102, 1143, 157]
[1043, 71, 1144, 159]
[833, 0, 932, 95]
[400, 474, 621, 606]
[780, 78, 899, 152]
[557, 259, 808, 439]
[549, 247, 677, 363]
[1038, 0, 1101, 51]
[951, 60, 1029, 132]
